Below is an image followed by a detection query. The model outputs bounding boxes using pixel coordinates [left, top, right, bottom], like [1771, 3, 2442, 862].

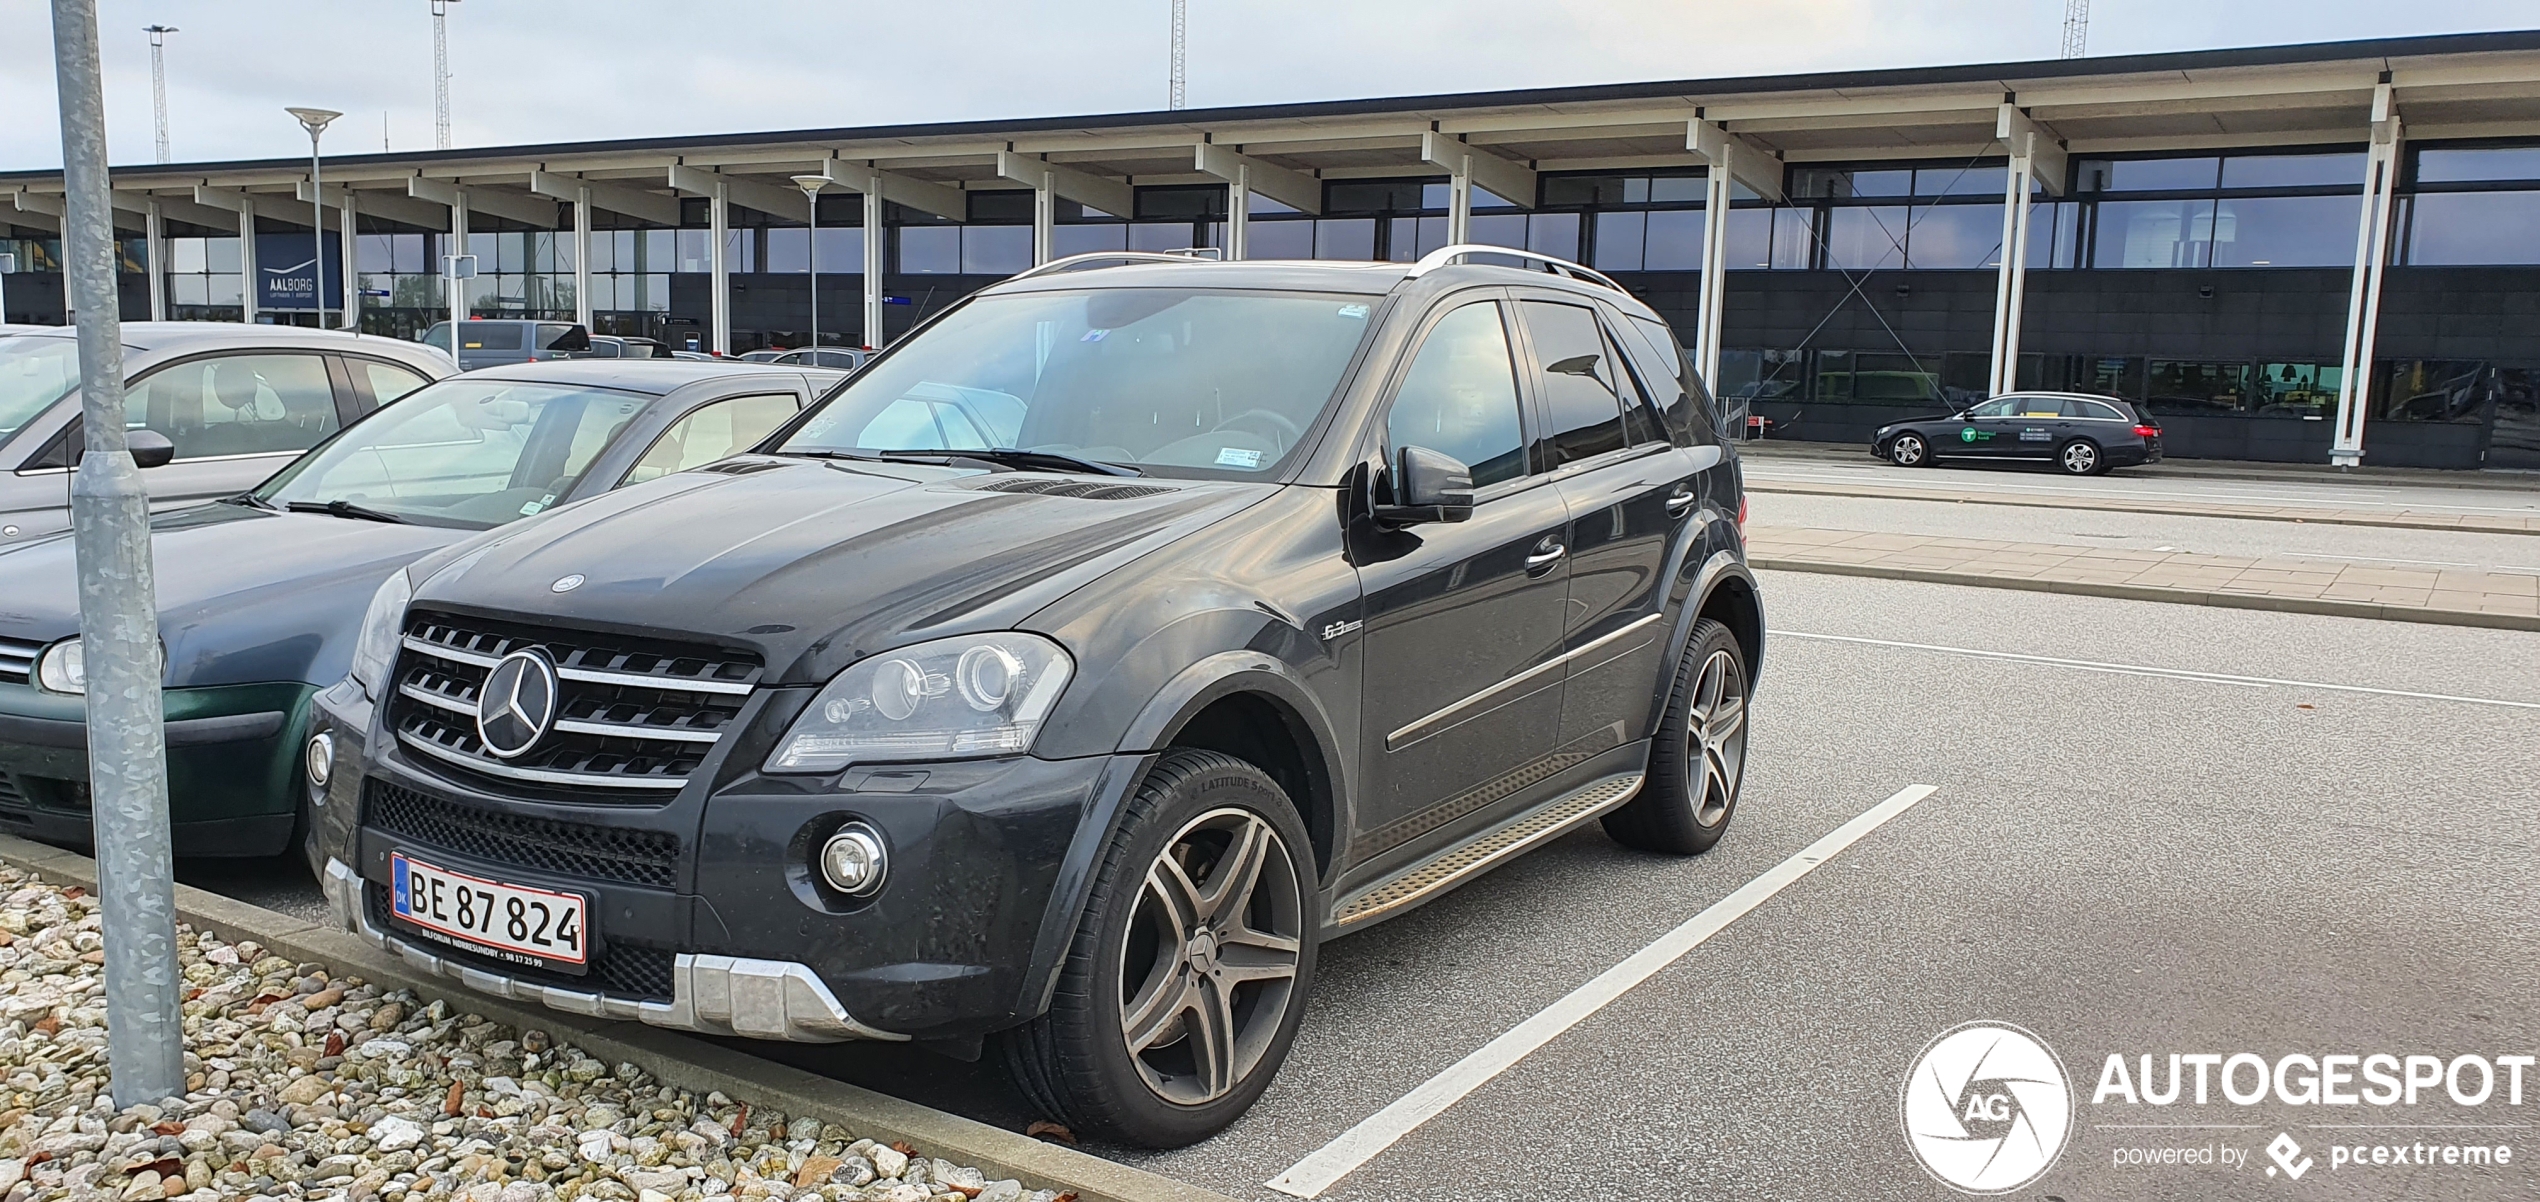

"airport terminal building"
[5, 31, 2538, 469]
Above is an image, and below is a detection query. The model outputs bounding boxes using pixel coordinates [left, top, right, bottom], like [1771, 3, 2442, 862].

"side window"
[1520, 300, 1627, 464]
[1602, 323, 1664, 446]
[1966, 397, 2020, 419]
[622, 393, 801, 486]
[1618, 316, 1700, 441]
[357, 361, 434, 406]
[124, 353, 339, 459]
[2075, 399, 2126, 421]
[1386, 302, 1527, 488]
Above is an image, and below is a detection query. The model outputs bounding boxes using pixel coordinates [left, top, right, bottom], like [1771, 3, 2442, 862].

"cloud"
[0, 0, 2528, 171]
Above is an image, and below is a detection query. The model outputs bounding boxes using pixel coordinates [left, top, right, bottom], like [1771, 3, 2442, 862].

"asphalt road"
[177, 523, 2540, 1200]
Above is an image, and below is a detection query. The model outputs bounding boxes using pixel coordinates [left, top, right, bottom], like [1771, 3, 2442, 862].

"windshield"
[0, 337, 81, 442]
[252, 379, 651, 528]
[782, 288, 1381, 477]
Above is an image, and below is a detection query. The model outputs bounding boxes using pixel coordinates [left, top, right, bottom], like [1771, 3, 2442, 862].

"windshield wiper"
[285, 499, 409, 525]
[219, 492, 278, 511]
[872, 447, 1141, 477]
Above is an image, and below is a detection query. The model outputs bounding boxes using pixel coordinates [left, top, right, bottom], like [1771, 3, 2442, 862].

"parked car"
[738, 349, 790, 363]
[1873, 392, 2163, 475]
[770, 348, 871, 371]
[308, 248, 1763, 1147]
[582, 335, 673, 360]
[0, 360, 838, 859]
[420, 320, 593, 371]
[0, 323, 457, 547]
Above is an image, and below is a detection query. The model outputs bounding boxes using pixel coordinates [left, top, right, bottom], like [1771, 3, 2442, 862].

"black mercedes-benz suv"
[308, 247, 1764, 1146]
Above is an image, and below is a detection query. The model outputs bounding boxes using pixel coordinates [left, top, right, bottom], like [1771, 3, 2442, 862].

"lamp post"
[143, 25, 175, 163]
[791, 174, 828, 352]
[285, 107, 340, 328]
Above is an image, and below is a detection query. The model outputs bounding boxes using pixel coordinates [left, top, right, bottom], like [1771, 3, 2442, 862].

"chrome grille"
[387, 611, 758, 798]
[0, 637, 39, 687]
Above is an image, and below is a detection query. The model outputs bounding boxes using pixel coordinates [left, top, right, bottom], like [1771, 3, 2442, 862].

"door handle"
[1524, 543, 1566, 573]
[1664, 487, 1696, 518]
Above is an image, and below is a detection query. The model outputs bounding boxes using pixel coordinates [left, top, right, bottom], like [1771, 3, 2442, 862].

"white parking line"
[1265, 783, 1940, 1199]
[1777, 631, 2540, 711]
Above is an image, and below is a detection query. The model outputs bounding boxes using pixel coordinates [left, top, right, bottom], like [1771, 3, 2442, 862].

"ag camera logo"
[1902, 1022, 2075, 1194]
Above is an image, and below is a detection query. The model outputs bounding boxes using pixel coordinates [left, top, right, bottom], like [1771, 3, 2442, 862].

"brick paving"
[1747, 524, 2540, 631]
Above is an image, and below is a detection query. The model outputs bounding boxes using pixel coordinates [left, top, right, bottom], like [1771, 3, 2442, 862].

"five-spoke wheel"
[1118, 807, 1304, 1106]
[1603, 617, 1750, 855]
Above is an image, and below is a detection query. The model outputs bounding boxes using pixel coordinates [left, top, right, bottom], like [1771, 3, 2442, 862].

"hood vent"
[696, 458, 791, 476]
[972, 478, 1174, 501]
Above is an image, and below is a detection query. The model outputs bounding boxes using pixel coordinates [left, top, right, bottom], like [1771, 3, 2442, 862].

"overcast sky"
[1, 0, 2532, 171]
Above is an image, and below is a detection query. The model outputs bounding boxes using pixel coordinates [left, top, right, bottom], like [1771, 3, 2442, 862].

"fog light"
[819, 824, 887, 896]
[305, 731, 335, 789]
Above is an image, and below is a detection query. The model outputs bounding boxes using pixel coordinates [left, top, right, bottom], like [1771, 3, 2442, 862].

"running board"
[1330, 772, 1643, 929]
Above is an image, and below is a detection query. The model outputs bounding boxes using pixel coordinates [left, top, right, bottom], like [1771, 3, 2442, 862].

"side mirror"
[549, 325, 592, 353]
[128, 429, 176, 469]
[1544, 354, 1601, 377]
[1374, 445, 1474, 526]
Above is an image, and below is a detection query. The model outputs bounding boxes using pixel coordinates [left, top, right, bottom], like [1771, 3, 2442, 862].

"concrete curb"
[1750, 556, 2540, 633]
[1747, 480, 2540, 537]
[0, 832, 1236, 1202]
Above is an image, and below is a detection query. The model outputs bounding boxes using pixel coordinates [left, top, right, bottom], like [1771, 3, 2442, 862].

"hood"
[0, 502, 467, 688]
[410, 456, 1274, 684]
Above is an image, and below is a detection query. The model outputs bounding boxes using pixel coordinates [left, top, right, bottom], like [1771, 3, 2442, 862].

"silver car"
[0, 324, 458, 547]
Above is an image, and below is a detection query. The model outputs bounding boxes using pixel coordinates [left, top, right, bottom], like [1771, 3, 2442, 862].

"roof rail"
[1404, 244, 1626, 294]
[1009, 250, 1217, 281]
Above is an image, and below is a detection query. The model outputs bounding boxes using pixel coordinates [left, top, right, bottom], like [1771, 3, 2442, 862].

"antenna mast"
[2061, 0, 2089, 59]
[431, 0, 456, 148]
[144, 25, 176, 163]
[1168, 0, 1187, 110]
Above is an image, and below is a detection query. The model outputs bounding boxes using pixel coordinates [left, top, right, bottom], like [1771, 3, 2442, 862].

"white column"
[144, 200, 165, 322]
[447, 194, 467, 340]
[709, 181, 730, 355]
[1696, 169, 1732, 390]
[863, 184, 885, 348]
[339, 192, 358, 329]
[1987, 158, 2036, 395]
[1445, 165, 1471, 246]
[2331, 85, 2404, 469]
[1227, 162, 1249, 260]
[1030, 168, 1055, 266]
[237, 201, 257, 323]
[573, 186, 593, 330]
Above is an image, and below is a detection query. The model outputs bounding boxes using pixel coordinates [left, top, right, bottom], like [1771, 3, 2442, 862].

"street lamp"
[285, 107, 341, 328]
[791, 175, 828, 353]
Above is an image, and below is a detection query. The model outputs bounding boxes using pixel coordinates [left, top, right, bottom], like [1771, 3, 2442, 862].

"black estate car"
[308, 248, 1765, 1146]
[1872, 392, 2163, 475]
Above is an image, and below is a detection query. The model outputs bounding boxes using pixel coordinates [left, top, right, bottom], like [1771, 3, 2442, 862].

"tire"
[1887, 432, 1929, 467]
[1603, 618, 1750, 855]
[2057, 438, 2106, 476]
[1000, 749, 1317, 1148]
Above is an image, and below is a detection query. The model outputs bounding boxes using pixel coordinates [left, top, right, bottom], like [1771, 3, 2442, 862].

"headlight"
[766, 632, 1072, 773]
[348, 569, 413, 699]
[35, 639, 84, 695]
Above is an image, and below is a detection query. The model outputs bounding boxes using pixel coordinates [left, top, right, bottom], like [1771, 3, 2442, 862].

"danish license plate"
[390, 853, 588, 973]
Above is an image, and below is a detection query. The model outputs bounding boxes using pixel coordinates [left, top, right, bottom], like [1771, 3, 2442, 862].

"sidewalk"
[1737, 437, 2540, 493]
[1745, 477, 2540, 535]
[1748, 524, 2540, 631]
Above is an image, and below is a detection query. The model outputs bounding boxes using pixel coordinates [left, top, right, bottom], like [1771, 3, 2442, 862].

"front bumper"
[0, 681, 312, 855]
[322, 858, 904, 1041]
[318, 680, 1144, 1041]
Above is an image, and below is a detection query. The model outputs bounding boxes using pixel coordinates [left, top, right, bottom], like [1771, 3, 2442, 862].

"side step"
[1330, 772, 1643, 929]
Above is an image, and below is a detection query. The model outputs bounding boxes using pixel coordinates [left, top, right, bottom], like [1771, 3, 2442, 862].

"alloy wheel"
[1684, 648, 1748, 826]
[2062, 442, 2098, 474]
[1118, 807, 1304, 1107]
[1892, 435, 1925, 466]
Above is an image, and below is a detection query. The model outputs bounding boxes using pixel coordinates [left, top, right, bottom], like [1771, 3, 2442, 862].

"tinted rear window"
[460, 322, 524, 350]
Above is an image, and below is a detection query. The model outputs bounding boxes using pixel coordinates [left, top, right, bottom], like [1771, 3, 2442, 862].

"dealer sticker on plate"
[391, 853, 588, 972]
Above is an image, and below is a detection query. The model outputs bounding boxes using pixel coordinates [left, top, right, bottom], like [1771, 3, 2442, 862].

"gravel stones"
[0, 868, 1065, 1202]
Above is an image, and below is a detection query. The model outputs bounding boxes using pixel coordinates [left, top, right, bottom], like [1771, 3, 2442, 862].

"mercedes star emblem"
[475, 648, 560, 759]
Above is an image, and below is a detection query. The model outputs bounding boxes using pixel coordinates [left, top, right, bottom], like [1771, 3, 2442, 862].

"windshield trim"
[776, 286, 1395, 484]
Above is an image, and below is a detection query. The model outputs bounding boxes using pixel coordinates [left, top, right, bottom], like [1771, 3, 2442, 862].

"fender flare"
[1019, 652, 1352, 1018]
[1644, 550, 1765, 731]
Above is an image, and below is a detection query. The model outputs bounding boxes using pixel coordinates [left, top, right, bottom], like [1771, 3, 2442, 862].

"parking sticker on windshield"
[1337, 303, 1370, 320]
[519, 492, 557, 516]
[1080, 329, 1110, 342]
[1216, 447, 1264, 468]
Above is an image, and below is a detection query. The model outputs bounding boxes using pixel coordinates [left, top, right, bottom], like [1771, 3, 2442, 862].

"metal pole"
[144, 199, 165, 321]
[792, 175, 827, 351]
[144, 25, 174, 164]
[340, 191, 358, 330]
[573, 186, 592, 331]
[864, 182, 884, 349]
[51, 0, 185, 1109]
[287, 109, 339, 330]
[431, 0, 456, 151]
